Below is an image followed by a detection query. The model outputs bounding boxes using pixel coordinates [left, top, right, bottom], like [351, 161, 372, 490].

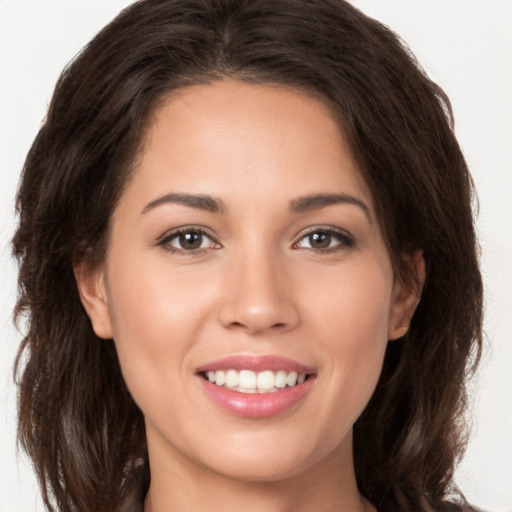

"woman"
[11, 0, 484, 511]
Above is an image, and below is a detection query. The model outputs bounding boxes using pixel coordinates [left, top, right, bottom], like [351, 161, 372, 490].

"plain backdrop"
[1, 1, 511, 511]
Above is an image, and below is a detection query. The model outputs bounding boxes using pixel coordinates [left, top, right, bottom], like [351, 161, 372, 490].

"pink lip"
[196, 355, 316, 418]
[196, 354, 315, 374]
[198, 376, 315, 418]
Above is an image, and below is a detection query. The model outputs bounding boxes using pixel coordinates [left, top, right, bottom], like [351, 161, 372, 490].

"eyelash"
[156, 226, 355, 255]
[293, 227, 355, 253]
[156, 226, 219, 255]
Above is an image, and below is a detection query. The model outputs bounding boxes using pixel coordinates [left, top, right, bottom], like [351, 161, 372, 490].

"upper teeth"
[206, 369, 307, 393]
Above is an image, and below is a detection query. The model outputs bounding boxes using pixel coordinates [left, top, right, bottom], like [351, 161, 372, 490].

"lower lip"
[198, 376, 315, 418]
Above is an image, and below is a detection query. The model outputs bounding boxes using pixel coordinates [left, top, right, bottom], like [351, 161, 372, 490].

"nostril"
[219, 297, 300, 334]
[228, 321, 288, 333]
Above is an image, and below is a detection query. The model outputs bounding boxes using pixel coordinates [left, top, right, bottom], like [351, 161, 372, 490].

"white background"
[1, 1, 511, 511]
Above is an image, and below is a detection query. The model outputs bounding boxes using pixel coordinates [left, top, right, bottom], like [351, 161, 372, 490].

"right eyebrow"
[289, 193, 372, 223]
[141, 193, 226, 215]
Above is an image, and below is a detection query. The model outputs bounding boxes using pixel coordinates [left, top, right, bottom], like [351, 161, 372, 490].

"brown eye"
[295, 228, 354, 252]
[160, 228, 218, 253]
[308, 232, 332, 249]
[177, 232, 203, 250]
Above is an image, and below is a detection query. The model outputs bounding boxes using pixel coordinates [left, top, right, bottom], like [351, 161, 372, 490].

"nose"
[218, 246, 300, 335]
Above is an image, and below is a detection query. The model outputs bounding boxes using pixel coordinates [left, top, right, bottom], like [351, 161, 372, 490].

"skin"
[77, 80, 422, 512]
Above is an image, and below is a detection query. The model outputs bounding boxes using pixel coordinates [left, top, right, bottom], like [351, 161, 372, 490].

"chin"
[194, 427, 345, 483]
[208, 455, 311, 483]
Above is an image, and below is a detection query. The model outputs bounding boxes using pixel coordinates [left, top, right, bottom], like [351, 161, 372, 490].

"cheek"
[305, 259, 392, 411]
[108, 247, 215, 334]
[104, 252, 217, 401]
[336, 273, 390, 376]
[307, 257, 393, 345]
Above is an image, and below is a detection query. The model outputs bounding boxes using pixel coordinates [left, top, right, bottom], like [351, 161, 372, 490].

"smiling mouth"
[199, 369, 313, 394]
[197, 357, 316, 417]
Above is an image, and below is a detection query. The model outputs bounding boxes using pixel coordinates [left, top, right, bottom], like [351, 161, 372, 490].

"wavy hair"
[13, 1, 483, 511]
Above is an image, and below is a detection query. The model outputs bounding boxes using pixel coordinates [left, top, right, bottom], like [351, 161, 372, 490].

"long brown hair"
[13, 1, 483, 511]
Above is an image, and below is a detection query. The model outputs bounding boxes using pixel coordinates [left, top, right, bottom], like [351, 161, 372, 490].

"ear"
[388, 250, 426, 340]
[74, 261, 113, 339]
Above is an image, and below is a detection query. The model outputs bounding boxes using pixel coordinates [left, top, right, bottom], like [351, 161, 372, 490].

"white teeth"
[238, 370, 256, 388]
[257, 370, 275, 390]
[275, 370, 287, 388]
[215, 370, 226, 386]
[286, 371, 298, 387]
[259, 387, 278, 393]
[205, 369, 309, 392]
[235, 387, 258, 394]
[225, 369, 239, 388]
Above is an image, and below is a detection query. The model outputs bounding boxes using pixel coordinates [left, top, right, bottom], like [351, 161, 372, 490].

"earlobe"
[388, 250, 426, 340]
[74, 261, 113, 339]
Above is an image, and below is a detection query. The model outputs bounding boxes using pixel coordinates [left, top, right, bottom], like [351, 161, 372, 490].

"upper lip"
[196, 354, 316, 374]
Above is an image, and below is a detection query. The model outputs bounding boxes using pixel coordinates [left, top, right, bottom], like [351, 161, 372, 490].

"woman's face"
[78, 80, 417, 484]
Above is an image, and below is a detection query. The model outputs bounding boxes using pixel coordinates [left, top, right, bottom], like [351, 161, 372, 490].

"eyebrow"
[289, 193, 372, 222]
[142, 191, 371, 222]
[142, 193, 226, 215]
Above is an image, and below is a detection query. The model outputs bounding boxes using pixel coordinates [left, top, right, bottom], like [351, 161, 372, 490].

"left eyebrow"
[289, 193, 372, 223]
[141, 193, 226, 215]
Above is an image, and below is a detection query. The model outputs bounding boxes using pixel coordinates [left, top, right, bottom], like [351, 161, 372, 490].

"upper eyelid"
[157, 225, 219, 244]
[294, 225, 354, 240]
[156, 227, 221, 256]
[155, 224, 354, 249]
[293, 226, 355, 250]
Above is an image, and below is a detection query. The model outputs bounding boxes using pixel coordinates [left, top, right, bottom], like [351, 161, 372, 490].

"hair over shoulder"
[13, 1, 483, 511]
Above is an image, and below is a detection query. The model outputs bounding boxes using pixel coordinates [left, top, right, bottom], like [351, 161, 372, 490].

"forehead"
[124, 79, 373, 214]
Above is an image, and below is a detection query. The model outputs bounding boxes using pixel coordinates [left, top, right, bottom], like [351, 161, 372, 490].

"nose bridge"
[218, 238, 299, 334]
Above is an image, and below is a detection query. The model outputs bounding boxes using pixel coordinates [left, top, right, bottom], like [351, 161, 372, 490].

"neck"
[143, 432, 374, 512]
